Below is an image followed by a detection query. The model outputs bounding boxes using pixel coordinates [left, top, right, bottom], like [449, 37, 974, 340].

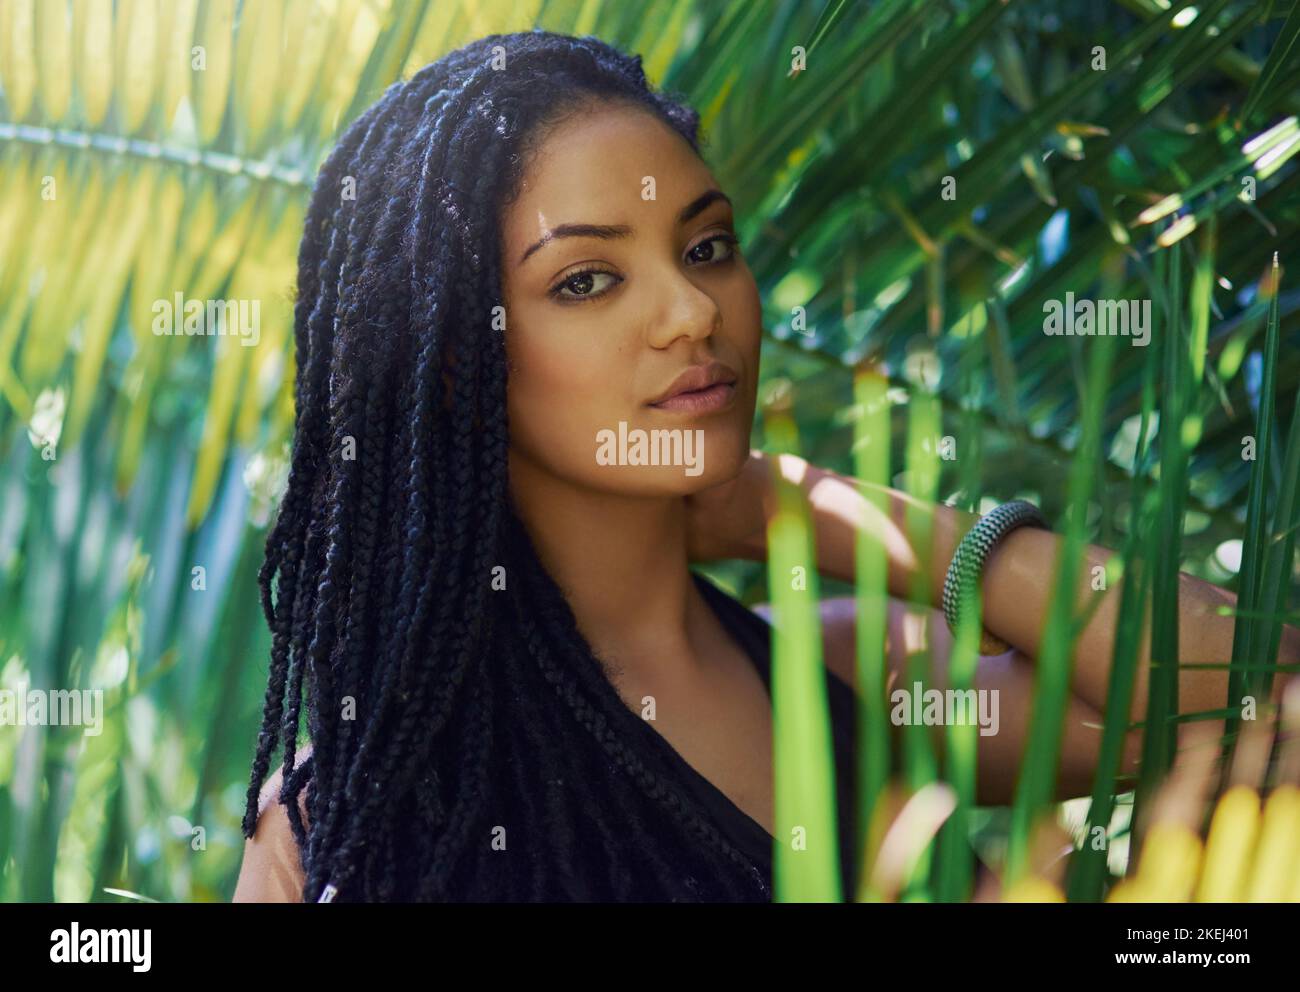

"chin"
[578, 396, 755, 494]
[579, 422, 748, 496]
[685, 429, 750, 488]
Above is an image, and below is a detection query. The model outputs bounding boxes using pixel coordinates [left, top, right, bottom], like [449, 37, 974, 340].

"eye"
[687, 233, 741, 265]
[549, 267, 622, 303]
[546, 235, 742, 306]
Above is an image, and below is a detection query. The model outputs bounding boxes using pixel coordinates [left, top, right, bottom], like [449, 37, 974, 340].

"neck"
[508, 451, 711, 679]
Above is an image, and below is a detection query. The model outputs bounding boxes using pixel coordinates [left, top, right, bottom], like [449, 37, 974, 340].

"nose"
[645, 268, 722, 350]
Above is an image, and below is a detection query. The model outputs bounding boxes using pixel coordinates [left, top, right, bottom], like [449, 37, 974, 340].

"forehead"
[501, 103, 715, 245]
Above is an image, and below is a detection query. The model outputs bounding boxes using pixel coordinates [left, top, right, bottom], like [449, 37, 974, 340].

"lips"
[648, 361, 739, 413]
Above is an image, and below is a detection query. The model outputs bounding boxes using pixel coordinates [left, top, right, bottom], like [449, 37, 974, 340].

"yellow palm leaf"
[113, 0, 159, 135]
[1107, 823, 1203, 902]
[35, 0, 73, 122]
[73, 0, 113, 127]
[280, 0, 334, 133]
[1195, 784, 1261, 901]
[0, 0, 39, 122]
[157, 0, 199, 132]
[233, 0, 284, 152]
[64, 163, 158, 448]
[1246, 784, 1300, 901]
[192, 0, 236, 145]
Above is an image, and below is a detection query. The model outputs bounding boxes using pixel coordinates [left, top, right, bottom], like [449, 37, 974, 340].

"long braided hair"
[241, 29, 771, 902]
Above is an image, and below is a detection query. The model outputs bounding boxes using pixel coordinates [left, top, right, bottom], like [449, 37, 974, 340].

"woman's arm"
[804, 595, 1143, 804]
[761, 593, 1143, 804]
[691, 450, 1300, 722]
[771, 451, 1300, 720]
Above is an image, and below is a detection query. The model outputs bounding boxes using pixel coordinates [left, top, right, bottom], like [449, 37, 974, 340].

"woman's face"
[499, 100, 762, 497]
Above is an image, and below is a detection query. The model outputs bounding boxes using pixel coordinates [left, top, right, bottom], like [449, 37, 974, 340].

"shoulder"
[231, 746, 313, 903]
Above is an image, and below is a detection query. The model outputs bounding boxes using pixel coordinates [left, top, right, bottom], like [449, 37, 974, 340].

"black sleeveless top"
[670, 571, 860, 900]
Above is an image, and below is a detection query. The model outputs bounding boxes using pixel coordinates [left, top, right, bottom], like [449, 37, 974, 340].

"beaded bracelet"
[941, 499, 1046, 655]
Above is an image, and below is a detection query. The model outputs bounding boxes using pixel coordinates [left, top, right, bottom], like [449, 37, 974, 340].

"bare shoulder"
[231, 746, 313, 903]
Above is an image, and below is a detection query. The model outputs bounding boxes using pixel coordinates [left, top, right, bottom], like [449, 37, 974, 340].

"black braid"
[243, 28, 768, 902]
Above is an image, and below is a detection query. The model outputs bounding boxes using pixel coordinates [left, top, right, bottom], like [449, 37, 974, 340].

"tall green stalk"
[1225, 255, 1282, 747]
[851, 367, 892, 899]
[765, 406, 841, 903]
[935, 318, 987, 902]
[1006, 299, 1118, 884]
[899, 384, 941, 899]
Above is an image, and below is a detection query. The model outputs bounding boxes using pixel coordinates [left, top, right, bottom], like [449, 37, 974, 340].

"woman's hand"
[683, 448, 777, 562]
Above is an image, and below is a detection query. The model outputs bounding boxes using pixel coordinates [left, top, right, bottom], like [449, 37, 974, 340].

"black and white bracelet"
[941, 499, 1046, 655]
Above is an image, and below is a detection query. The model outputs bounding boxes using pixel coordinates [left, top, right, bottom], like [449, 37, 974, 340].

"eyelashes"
[548, 266, 621, 304]
[547, 233, 743, 305]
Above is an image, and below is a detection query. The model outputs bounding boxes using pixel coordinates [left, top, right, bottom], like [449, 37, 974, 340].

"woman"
[232, 29, 1296, 902]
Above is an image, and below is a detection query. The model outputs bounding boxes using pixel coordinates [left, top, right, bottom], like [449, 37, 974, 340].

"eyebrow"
[517, 189, 733, 267]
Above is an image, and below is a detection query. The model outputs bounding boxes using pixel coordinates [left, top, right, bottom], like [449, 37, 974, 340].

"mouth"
[648, 361, 739, 414]
[649, 381, 737, 414]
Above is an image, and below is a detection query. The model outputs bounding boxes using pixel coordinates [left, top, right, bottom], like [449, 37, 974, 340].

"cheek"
[505, 321, 625, 472]
[724, 270, 764, 379]
[741, 295, 763, 365]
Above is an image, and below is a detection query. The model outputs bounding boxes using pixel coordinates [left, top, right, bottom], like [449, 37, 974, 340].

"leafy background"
[0, 0, 1296, 902]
